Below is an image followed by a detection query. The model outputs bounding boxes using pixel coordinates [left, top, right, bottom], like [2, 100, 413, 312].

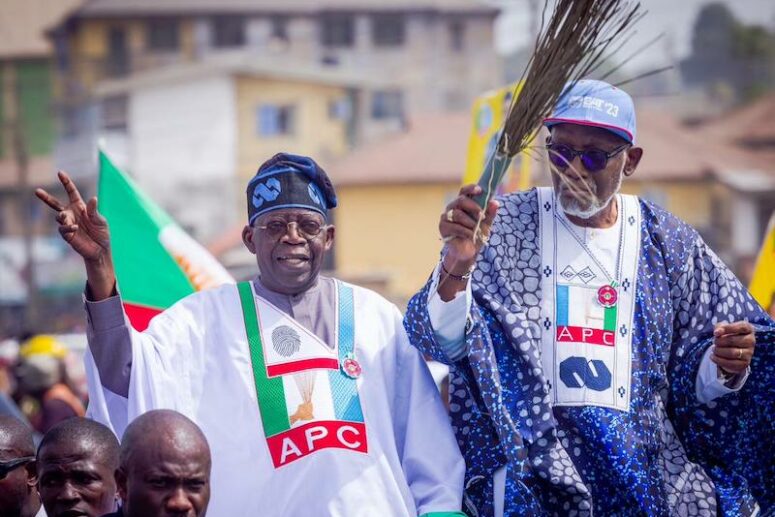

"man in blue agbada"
[404, 79, 775, 516]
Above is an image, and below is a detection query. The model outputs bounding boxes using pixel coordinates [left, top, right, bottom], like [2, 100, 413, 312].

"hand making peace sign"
[35, 171, 116, 300]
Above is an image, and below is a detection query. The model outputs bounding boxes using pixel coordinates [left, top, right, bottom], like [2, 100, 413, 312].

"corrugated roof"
[329, 111, 470, 186]
[631, 107, 769, 180]
[0, 0, 83, 58]
[68, 0, 497, 18]
[697, 94, 775, 148]
[95, 53, 388, 95]
[691, 95, 775, 190]
[329, 105, 775, 187]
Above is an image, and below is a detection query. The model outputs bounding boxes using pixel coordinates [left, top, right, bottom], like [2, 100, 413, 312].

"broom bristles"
[495, 0, 644, 163]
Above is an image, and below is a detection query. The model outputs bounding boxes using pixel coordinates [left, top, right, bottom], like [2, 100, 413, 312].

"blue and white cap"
[544, 79, 636, 143]
[246, 153, 337, 225]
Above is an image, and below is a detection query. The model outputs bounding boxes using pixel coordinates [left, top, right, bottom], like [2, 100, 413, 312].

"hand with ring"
[711, 321, 756, 375]
[437, 185, 499, 299]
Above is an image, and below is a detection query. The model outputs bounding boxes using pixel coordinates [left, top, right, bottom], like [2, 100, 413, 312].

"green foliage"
[732, 25, 775, 59]
[17, 59, 54, 156]
[682, 2, 775, 102]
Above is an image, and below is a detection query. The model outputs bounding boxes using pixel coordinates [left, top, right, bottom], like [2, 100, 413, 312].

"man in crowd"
[405, 79, 775, 515]
[36, 153, 465, 515]
[103, 410, 210, 517]
[0, 416, 43, 517]
[15, 336, 85, 433]
[0, 338, 29, 424]
[37, 417, 119, 517]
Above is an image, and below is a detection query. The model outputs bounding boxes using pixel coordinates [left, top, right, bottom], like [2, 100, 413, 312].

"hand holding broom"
[474, 0, 643, 209]
[438, 0, 644, 298]
[437, 185, 499, 301]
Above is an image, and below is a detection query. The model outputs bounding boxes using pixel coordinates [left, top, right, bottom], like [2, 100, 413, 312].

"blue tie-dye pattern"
[404, 188, 775, 517]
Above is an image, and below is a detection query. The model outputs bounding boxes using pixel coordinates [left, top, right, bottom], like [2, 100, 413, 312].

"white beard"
[557, 168, 624, 220]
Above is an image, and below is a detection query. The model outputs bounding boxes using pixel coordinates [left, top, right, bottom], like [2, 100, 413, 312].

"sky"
[493, 0, 775, 73]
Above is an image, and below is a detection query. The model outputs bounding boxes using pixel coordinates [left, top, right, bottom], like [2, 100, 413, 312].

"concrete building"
[0, 0, 81, 235]
[93, 56, 380, 241]
[50, 0, 499, 111]
[0, 0, 86, 332]
[44, 0, 501, 243]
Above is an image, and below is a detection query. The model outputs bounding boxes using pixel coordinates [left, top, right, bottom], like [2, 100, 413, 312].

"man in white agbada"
[35, 153, 465, 516]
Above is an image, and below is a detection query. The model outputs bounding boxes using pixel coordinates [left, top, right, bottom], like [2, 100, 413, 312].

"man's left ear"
[623, 147, 643, 177]
[323, 225, 335, 251]
[26, 460, 38, 487]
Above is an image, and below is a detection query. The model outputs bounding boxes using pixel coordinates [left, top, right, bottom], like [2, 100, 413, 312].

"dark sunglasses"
[0, 456, 35, 480]
[547, 142, 629, 172]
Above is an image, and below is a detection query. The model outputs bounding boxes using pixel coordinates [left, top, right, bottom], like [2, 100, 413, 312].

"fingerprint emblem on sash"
[272, 325, 301, 357]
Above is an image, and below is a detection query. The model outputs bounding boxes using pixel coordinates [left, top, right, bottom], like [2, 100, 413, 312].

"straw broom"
[473, 0, 644, 209]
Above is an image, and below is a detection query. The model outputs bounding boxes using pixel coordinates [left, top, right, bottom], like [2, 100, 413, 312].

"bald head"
[0, 416, 34, 457]
[118, 410, 211, 517]
[37, 418, 119, 517]
[120, 410, 210, 469]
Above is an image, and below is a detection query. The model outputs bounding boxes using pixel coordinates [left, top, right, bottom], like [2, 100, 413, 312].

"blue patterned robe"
[404, 189, 775, 516]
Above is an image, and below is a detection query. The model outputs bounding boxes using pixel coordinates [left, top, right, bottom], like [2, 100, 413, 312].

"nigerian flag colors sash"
[98, 151, 232, 330]
[538, 187, 641, 412]
[237, 280, 367, 468]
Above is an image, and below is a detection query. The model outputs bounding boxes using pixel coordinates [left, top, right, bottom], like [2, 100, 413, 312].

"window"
[372, 14, 405, 47]
[320, 54, 340, 66]
[257, 105, 295, 136]
[449, 21, 465, 52]
[106, 27, 129, 77]
[271, 16, 289, 42]
[212, 16, 245, 48]
[328, 97, 351, 121]
[101, 95, 128, 130]
[60, 105, 87, 138]
[371, 90, 403, 120]
[53, 33, 70, 72]
[320, 14, 354, 48]
[147, 19, 180, 50]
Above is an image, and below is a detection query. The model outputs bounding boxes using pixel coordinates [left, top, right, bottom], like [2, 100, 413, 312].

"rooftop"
[0, 0, 82, 58]
[65, 0, 497, 19]
[329, 111, 470, 186]
[96, 53, 388, 96]
[697, 94, 775, 147]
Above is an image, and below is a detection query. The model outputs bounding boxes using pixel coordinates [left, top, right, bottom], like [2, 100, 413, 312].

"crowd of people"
[0, 79, 773, 516]
[0, 335, 86, 439]
[1, 410, 210, 517]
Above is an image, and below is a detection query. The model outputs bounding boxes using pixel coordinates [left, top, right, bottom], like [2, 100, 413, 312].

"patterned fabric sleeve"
[405, 278, 510, 515]
[405, 274, 548, 516]
[661, 209, 775, 515]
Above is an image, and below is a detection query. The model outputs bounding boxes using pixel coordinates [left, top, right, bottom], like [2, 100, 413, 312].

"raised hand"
[35, 171, 115, 300]
[437, 184, 499, 301]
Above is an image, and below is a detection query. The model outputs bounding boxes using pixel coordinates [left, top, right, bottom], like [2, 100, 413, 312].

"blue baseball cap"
[544, 79, 636, 143]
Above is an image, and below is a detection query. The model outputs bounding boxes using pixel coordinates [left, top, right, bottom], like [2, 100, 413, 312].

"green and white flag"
[98, 151, 233, 330]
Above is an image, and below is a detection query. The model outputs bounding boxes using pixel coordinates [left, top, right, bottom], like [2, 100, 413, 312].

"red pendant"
[597, 285, 618, 308]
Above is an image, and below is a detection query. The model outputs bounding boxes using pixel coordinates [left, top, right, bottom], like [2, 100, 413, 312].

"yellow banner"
[463, 82, 531, 192]
[749, 212, 775, 312]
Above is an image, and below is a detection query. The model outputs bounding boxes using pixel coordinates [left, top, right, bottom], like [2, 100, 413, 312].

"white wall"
[129, 75, 239, 241]
[731, 193, 760, 257]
